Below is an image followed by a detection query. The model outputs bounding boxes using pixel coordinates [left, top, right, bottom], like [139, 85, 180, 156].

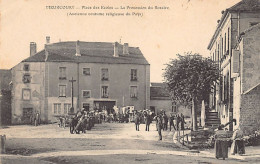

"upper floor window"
[83, 68, 91, 75]
[131, 69, 137, 81]
[22, 73, 31, 83]
[130, 86, 137, 98]
[101, 68, 109, 81]
[59, 67, 66, 80]
[23, 64, 30, 71]
[64, 103, 71, 114]
[82, 90, 91, 98]
[101, 86, 109, 98]
[59, 85, 66, 97]
[54, 103, 61, 114]
[22, 88, 31, 100]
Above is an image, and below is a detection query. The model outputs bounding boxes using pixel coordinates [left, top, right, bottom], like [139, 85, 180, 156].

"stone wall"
[240, 86, 260, 135]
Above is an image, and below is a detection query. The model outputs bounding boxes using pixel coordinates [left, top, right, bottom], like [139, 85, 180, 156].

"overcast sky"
[0, 0, 240, 82]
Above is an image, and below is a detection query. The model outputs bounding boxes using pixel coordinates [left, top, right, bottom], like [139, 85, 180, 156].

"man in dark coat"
[180, 113, 186, 130]
[144, 112, 151, 131]
[162, 112, 168, 131]
[134, 112, 140, 131]
[169, 113, 175, 131]
[176, 114, 180, 131]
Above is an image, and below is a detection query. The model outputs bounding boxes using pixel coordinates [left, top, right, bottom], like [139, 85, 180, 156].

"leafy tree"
[163, 52, 219, 130]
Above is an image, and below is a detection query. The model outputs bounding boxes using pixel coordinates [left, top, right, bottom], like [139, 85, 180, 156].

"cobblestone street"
[1, 122, 259, 164]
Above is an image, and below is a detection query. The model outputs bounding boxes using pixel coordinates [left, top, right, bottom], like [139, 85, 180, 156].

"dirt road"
[0, 122, 258, 164]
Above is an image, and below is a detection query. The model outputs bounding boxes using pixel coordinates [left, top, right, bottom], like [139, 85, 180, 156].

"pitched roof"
[150, 83, 171, 100]
[22, 41, 149, 65]
[207, 0, 260, 49]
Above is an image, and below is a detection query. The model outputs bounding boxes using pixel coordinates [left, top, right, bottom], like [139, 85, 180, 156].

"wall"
[11, 62, 45, 124]
[238, 24, 260, 134]
[241, 26, 260, 94]
[240, 87, 260, 135]
[46, 61, 149, 121]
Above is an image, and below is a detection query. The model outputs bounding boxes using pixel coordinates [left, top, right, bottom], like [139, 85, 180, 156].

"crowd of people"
[133, 109, 187, 141]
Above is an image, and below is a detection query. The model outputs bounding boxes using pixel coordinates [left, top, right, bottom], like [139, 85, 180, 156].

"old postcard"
[0, 0, 259, 163]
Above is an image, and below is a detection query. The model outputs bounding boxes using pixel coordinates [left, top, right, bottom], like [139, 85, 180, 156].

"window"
[228, 28, 230, 52]
[59, 67, 66, 80]
[130, 86, 137, 98]
[131, 69, 137, 81]
[64, 103, 71, 114]
[54, 103, 61, 114]
[23, 64, 30, 71]
[22, 89, 31, 100]
[82, 90, 91, 98]
[101, 68, 109, 81]
[224, 72, 229, 102]
[224, 33, 226, 53]
[59, 85, 66, 97]
[83, 68, 90, 75]
[101, 86, 109, 98]
[22, 73, 31, 83]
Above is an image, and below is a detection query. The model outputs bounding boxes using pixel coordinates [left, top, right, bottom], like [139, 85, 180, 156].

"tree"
[163, 52, 220, 130]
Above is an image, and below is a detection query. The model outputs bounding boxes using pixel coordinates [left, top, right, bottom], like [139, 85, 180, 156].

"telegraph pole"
[69, 77, 76, 114]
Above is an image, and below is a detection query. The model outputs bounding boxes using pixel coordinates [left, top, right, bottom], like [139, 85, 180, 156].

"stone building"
[232, 23, 260, 134]
[207, 0, 260, 131]
[11, 37, 150, 124]
[150, 82, 191, 117]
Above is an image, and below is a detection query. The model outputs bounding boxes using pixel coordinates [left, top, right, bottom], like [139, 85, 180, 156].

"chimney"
[46, 36, 50, 44]
[75, 40, 81, 56]
[114, 42, 119, 57]
[44, 44, 49, 61]
[30, 42, 37, 56]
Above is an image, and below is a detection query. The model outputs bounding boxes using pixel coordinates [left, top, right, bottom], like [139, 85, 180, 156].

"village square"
[0, 0, 260, 164]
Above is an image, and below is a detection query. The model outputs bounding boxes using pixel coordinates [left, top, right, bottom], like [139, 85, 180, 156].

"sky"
[0, 0, 241, 82]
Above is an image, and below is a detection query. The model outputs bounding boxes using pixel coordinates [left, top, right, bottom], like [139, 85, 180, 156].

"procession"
[1, 0, 260, 164]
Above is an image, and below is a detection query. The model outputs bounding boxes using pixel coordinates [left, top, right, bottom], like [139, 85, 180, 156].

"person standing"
[169, 113, 175, 131]
[180, 113, 186, 131]
[156, 114, 163, 140]
[162, 111, 168, 131]
[214, 126, 229, 160]
[134, 111, 140, 131]
[231, 127, 245, 155]
[176, 114, 180, 131]
[144, 112, 151, 131]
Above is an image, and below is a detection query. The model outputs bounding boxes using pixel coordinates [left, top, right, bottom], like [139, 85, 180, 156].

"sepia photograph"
[0, 0, 259, 163]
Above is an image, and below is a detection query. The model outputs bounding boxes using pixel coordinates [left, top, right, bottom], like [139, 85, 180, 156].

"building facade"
[150, 82, 191, 117]
[207, 0, 260, 132]
[11, 38, 150, 124]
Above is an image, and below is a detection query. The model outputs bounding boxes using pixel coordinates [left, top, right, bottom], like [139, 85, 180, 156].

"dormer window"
[23, 64, 30, 71]
[23, 73, 31, 83]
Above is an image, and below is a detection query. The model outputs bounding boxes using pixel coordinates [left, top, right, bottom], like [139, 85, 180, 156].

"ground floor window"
[54, 103, 61, 114]
[64, 103, 71, 114]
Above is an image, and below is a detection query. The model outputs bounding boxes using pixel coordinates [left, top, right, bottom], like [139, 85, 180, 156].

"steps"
[205, 112, 220, 128]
